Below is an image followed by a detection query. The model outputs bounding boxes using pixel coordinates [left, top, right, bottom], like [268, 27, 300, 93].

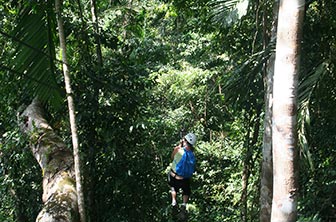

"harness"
[170, 169, 184, 180]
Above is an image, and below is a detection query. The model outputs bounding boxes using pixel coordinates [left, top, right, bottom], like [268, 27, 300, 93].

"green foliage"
[192, 141, 243, 221]
[0, 129, 42, 221]
[297, 214, 322, 222]
[7, 1, 62, 107]
[208, 0, 249, 27]
[2, 0, 263, 221]
[1, 0, 336, 221]
[297, 0, 336, 220]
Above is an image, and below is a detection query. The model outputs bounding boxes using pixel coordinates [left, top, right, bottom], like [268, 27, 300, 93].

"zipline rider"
[168, 132, 197, 220]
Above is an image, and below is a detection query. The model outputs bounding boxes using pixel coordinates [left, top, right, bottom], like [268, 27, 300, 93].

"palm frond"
[297, 61, 329, 170]
[10, 2, 63, 107]
[221, 42, 274, 108]
[298, 62, 328, 108]
[208, 0, 249, 27]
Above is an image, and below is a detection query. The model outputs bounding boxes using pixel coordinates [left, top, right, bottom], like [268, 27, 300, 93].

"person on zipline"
[168, 132, 197, 220]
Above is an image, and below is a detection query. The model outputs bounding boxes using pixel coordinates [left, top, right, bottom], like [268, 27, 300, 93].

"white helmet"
[184, 133, 197, 146]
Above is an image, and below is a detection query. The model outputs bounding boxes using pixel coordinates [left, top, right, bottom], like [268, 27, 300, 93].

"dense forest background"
[0, 0, 336, 221]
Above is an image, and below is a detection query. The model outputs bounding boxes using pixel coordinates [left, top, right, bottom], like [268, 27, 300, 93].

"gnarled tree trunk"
[21, 99, 78, 222]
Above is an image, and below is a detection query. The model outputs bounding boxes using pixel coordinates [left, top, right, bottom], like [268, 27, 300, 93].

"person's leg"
[182, 194, 189, 205]
[171, 187, 177, 206]
[180, 179, 191, 220]
[170, 186, 180, 219]
[169, 174, 179, 206]
[169, 175, 180, 218]
[181, 178, 191, 205]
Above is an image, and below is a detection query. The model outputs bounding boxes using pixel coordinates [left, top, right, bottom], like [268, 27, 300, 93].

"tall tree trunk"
[20, 99, 78, 222]
[90, 0, 103, 66]
[76, 0, 98, 220]
[55, 1, 86, 222]
[76, 0, 93, 65]
[271, 0, 305, 221]
[260, 1, 279, 222]
[241, 109, 261, 222]
[241, 134, 251, 222]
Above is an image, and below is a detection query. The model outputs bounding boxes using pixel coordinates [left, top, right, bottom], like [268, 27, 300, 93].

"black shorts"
[168, 173, 191, 196]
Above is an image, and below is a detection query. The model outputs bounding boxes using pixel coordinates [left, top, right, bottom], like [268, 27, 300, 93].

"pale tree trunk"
[90, 0, 103, 66]
[260, 1, 279, 222]
[55, 1, 86, 222]
[20, 99, 78, 222]
[271, 0, 305, 221]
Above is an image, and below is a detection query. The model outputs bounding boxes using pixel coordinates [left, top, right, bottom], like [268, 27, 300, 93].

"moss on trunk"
[21, 99, 79, 222]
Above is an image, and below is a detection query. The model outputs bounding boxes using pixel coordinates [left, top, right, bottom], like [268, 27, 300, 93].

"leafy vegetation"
[0, 0, 336, 221]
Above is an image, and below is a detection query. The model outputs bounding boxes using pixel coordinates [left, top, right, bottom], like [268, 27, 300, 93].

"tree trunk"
[20, 99, 78, 222]
[240, 118, 252, 222]
[241, 110, 261, 222]
[90, 0, 103, 66]
[241, 147, 250, 222]
[271, 0, 304, 221]
[260, 1, 279, 222]
[55, 1, 86, 222]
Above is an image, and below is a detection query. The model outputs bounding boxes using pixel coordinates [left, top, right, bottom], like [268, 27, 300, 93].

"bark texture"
[271, 0, 305, 221]
[21, 99, 78, 222]
[55, 0, 86, 221]
[260, 1, 279, 222]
